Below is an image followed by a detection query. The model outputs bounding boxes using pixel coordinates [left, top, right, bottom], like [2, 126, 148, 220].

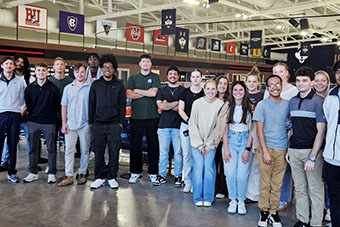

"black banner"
[175, 27, 189, 53]
[240, 43, 249, 56]
[263, 46, 271, 59]
[161, 9, 176, 35]
[250, 30, 262, 49]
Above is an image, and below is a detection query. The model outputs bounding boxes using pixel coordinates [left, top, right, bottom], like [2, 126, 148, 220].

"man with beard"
[86, 53, 103, 82]
[153, 66, 185, 187]
[89, 54, 126, 189]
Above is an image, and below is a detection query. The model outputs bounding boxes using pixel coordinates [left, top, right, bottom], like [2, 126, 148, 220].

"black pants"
[130, 118, 159, 175]
[0, 112, 21, 175]
[92, 124, 121, 180]
[214, 142, 228, 196]
[325, 161, 340, 227]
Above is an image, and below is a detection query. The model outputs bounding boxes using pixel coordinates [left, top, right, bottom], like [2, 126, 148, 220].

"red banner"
[226, 42, 236, 54]
[153, 29, 168, 46]
[126, 23, 144, 43]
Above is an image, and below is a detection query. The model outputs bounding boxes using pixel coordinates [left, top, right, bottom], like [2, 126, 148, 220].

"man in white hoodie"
[323, 60, 340, 227]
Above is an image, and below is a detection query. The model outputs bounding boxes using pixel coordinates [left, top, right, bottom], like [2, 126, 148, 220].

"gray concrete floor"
[0, 139, 329, 227]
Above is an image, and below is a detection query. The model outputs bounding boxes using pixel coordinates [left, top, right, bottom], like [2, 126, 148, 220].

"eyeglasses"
[102, 65, 114, 70]
[267, 83, 282, 88]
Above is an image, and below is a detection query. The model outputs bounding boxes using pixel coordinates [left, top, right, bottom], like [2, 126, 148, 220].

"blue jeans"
[223, 130, 252, 201]
[157, 128, 182, 177]
[191, 146, 216, 203]
[1, 123, 29, 164]
[180, 123, 192, 184]
[280, 164, 292, 203]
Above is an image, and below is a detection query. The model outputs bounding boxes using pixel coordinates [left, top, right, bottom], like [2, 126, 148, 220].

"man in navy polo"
[286, 67, 326, 227]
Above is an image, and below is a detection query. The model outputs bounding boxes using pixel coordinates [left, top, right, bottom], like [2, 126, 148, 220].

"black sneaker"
[258, 211, 269, 227]
[268, 212, 282, 227]
[293, 221, 310, 227]
[174, 176, 182, 188]
[38, 157, 48, 164]
[153, 175, 166, 186]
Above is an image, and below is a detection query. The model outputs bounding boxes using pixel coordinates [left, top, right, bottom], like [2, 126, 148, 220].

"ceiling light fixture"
[235, 13, 242, 18]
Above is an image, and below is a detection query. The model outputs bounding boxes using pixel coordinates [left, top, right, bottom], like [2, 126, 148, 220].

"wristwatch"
[245, 147, 251, 151]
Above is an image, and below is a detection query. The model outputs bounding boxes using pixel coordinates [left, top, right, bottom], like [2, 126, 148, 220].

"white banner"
[96, 19, 117, 40]
[17, 5, 48, 30]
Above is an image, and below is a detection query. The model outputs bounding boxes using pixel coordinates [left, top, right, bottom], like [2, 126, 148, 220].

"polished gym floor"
[0, 139, 328, 227]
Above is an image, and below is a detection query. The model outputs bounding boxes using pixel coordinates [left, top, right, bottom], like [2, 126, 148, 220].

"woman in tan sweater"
[189, 80, 224, 207]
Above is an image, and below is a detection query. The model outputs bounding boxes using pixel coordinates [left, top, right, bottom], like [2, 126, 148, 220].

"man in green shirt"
[126, 54, 161, 184]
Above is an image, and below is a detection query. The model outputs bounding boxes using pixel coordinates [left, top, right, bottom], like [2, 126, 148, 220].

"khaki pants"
[258, 146, 287, 214]
[288, 148, 324, 226]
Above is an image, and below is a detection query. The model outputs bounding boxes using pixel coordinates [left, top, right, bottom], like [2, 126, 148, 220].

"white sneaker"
[45, 166, 49, 174]
[148, 174, 157, 183]
[90, 179, 106, 189]
[325, 208, 331, 222]
[228, 199, 237, 214]
[195, 201, 203, 207]
[108, 179, 119, 189]
[47, 174, 56, 184]
[216, 193, 225, 199]
[23, 173, 39, 183]
[129, 173, 142, 184]
[237, 200, 247, 215]
[183, 183, 192, 193]
[203, 201, 212, 207]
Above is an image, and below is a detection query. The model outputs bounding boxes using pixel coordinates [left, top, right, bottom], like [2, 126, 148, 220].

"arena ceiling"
[1, 0, 340, 50]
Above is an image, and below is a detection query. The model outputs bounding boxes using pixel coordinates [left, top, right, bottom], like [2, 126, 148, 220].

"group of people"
[0, 52, 340, 227]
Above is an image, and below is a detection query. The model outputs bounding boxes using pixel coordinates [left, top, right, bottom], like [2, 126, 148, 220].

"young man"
[253, 75, 290, 227]
[1, 54, 34, 172]
[287, 67, 326, 227]
[89, 54, 126, 189]
[23, 63, 60, 184]
[48, 57, 73, 153]
[86, 53, 103, 82]
[0, 56, 25, 183]
[126, 54, 161, 184]
[323, 60, 340, 227]
[153, 66, 185, 187]
[58, 63, 91, 186]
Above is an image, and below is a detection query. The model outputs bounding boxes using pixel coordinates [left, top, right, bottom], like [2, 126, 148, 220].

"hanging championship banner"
[250, 30, 262, 49]
[263, 46, 271, 58]
[211, 38, 221, 52]
[153, 29, 168, 46]
[59, 11, 84, 35]
[195, 37, 207, 50]
[162, 9, 176, 35]
[175, 27, 189, 52]
[17, 5, 48, 30]
[96, 19, 117, 40]
[226, 42, 236, 54]
[252, 48, 261, 57]
[126, 23, 144, 43]
[240, 43, 249, 56]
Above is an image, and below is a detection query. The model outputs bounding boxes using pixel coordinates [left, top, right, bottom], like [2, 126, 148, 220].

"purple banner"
[59, 11, 84, 35]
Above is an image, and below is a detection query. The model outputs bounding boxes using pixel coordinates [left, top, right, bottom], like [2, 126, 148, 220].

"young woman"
[268, 62, 298, 210]
[314, 70, 330, 98]
[246, 66, 264, 104]
[245, 66, 264, 203]
[313, 70, 331, 222]
[178, 69, 204, 193]
[214, 75, 230, 199]
[189, 80, 224, 207]
[223, 81, 253, 215]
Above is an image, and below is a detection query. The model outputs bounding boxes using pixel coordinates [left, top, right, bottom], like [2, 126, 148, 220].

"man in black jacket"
[89, 54, 126, 190]
[24, 62, 60, 184]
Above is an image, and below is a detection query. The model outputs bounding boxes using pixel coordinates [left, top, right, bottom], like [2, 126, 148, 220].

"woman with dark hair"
[214, 75, 230, 199]
[223, 81, 253, 215]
